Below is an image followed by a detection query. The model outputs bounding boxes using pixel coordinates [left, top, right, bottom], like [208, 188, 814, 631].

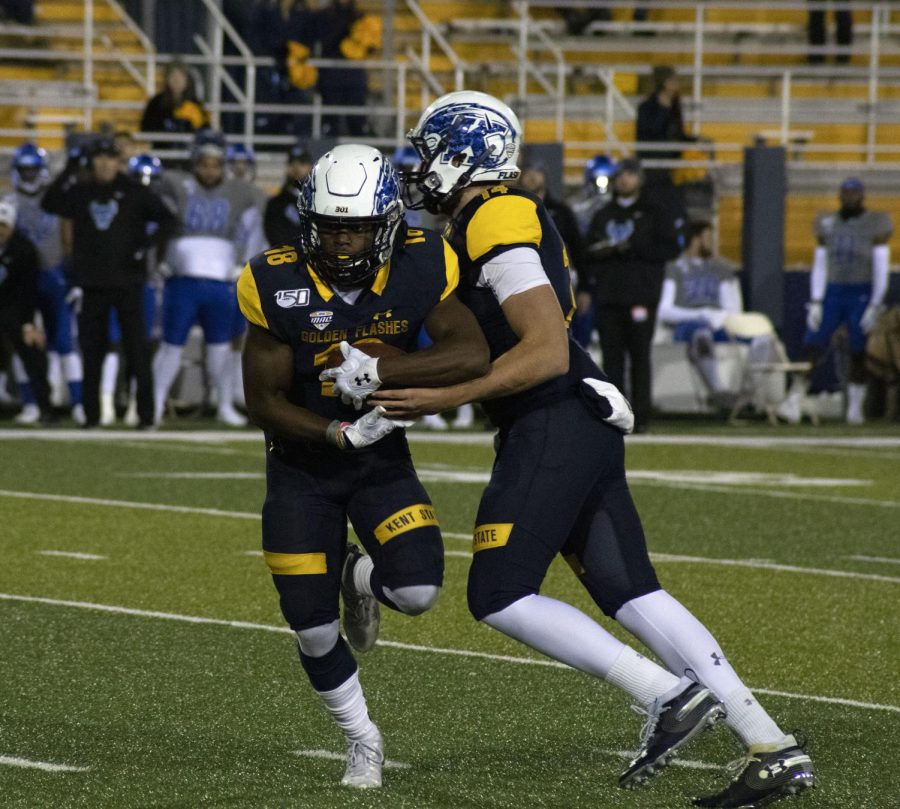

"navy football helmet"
[584, 154, 617, 195]
[127, 153, 162, 186]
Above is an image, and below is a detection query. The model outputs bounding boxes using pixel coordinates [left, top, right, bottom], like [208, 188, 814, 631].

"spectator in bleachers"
[41, 137, 175, 430]
[0, 198, 52, 423]
[140, 60, 208, 151]
[264, 142, 312, 247]
[636, 66, 693, 173]
[0, 0, 33, 24]
[808, 0, 852, 65]
[582, 158, 682, 432]
[316, 0, 380, 137]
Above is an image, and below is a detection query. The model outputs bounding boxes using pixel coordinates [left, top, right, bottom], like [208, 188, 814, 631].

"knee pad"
[295, 620, 340, 657]
[383, 584, 440, 616]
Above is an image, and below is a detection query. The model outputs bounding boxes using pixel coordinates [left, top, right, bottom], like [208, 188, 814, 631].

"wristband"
[325, 419, 350, 450]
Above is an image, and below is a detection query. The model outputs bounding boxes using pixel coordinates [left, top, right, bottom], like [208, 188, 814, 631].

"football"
[323, 339, 407, 368]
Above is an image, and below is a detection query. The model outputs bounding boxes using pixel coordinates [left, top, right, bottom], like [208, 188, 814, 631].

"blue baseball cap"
[840, 177, 864, 192]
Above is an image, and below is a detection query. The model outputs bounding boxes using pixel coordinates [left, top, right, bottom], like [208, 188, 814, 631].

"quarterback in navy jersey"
[237, 144, 488, 790]
[373, 91, 815, 808]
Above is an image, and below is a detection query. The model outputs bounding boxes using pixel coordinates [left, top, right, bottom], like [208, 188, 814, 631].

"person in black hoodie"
[0, 198, 52, 422]
[582, 158, 682, 431]
[42, 137, 175, 429]
[263, 143, 312, 246]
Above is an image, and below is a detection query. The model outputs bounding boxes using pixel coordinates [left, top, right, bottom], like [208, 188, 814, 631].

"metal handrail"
[404, 0, 465, 96]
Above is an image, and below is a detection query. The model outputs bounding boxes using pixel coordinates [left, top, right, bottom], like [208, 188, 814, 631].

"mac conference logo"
[310, 310, 334, 330]
[275, 288, 310, 308]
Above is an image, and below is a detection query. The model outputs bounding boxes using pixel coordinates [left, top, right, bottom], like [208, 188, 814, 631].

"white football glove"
[859, 303, 883, 334]
[65, 286, 83, 315]
[318, 341, 382, 410]
[328, 406, 411, 450]
[581, 378, 635, 434]
[806, 301, 823, 333]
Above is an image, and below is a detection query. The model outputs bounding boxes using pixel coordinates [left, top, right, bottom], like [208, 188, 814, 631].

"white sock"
[697, 355, 725, 392]
[847, 383, 866, 421]
[230, 349, 245, 407]
[606, 647, 685, 707]
[152, 343, 183, 422]
[101, 352, 119, 396]
[483, 594, 678, 699]
[722, 688, 786, 748]
[616, 590, 745, 697]
[47, 351, 62, 390]
[352, 554, 375, 597]
[316, 670, 379, 741]
[62, 351, 83, 383]
[206, 343, 232, 413]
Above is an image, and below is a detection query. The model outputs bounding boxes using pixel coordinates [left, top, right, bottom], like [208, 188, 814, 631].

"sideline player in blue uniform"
[779, 177, 892, 425]
[237, 144, 488, 789]
[370, 91, 815, 808]
[9, 142, 84, 424]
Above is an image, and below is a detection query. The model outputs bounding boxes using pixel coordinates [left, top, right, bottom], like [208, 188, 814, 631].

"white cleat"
[217, 405, 248, 427]
[100, 393, 116, 426]
[451, 403, 474, 429]
[341, 729, 384, 789]
[71, 403, 86, 426]
[14, 404, 41, 425]
[421, 413, 449, 431]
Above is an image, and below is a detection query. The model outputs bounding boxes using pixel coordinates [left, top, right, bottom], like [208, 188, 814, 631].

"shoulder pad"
[466, 191, 541, 262]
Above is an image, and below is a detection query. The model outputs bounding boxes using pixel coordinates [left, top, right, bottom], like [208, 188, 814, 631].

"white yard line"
[292, 749, 410, 769]
[846, 555, 900, 565]
[0, 755, 89, 773]
[0, 490, 259, 520]
[0, 591, 897, 715]
[632, 479, 900, 510]
[4, 490, 896, 584]
[3, 429, 900, 449]
[36, 551, 106, 561]
[597, 749, 721, 771]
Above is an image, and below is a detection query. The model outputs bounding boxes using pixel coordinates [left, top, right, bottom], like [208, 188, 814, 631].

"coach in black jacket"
[582, 159, 682, 432]
[263, 143, 312, 247]
[42, 137, 175, 429]
[0, 199, 52, 421]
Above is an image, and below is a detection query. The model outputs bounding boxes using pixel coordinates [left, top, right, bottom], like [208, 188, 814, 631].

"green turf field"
[1, 426, 898, 809]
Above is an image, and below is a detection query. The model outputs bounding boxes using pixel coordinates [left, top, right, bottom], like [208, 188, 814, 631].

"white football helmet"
[405, 90, 522, 213]
[297, 144, 404, 287]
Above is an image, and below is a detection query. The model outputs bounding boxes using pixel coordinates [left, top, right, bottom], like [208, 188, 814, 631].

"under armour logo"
[711, 652, 724, 666]
[354, 374, 371, 386]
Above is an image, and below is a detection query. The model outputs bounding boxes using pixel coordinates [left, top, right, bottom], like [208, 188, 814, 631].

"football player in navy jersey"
[370, 92, 815, 808]
[237, 144, 488, 789]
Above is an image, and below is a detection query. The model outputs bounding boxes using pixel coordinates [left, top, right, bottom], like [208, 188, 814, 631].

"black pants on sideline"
[595, 304, 656, 430]
[808, 2, 853, 63]
[79, 285, 153, 427]
[0, 311, 50, 412]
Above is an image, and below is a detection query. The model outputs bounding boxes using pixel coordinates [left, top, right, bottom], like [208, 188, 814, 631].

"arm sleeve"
[871, 244, 890, 306]
[479, 246, 551, 305]
[810, 246, 828, 302]
[40, 172, 76, 217]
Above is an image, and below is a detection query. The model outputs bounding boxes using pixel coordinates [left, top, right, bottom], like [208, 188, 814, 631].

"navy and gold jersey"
[237, 224, 458, 424]
[443, 184, 603, 426]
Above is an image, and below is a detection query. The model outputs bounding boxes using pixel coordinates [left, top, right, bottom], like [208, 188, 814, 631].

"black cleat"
[619, 682, 725, 789]
[692, 734, 816, 808]
[340, 543, 380, 652]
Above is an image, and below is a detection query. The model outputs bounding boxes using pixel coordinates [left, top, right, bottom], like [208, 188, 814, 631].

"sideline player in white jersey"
[8, 143, 85, 425]
[153, 130, 265, 426]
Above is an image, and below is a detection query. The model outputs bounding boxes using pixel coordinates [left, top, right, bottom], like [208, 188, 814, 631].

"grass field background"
[1, 424, 899, 809]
